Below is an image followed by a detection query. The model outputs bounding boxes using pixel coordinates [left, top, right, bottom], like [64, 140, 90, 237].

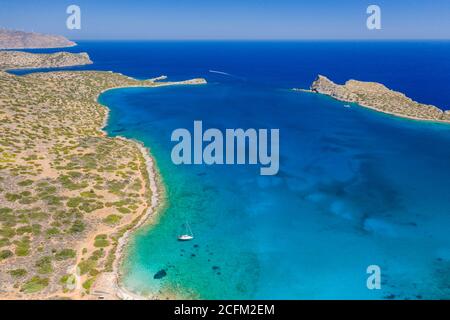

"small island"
[0, 29, 76, 49]
[299, 75, 450, 123]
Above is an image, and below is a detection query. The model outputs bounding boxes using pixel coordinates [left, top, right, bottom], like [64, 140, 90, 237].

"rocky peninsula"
[303, 75, 450, 123]
[0, 29, 76, 49]
[0, 53, 206, 299]
[0, 51, 93, 71]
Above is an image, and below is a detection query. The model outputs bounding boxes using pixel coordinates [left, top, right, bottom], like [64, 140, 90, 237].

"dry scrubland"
[308, 75, 450, 123]
[0, 70, 159, 299]
[0, 65, 205, 299]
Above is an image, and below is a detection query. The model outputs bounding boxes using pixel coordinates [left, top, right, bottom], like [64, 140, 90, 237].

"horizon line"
[69, 38, 450, 42]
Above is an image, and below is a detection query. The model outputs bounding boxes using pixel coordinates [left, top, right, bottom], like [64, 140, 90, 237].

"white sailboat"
[178, 221, 194, 241]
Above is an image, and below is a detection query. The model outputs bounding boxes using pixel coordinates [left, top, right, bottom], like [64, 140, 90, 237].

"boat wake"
[209, 69, 246, 80]
[209, 69, 232, 76]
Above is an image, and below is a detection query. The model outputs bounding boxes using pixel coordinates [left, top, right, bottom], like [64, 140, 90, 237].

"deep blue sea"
[20, 41, 450, 299]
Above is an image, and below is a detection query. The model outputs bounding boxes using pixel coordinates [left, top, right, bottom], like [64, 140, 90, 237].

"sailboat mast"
[186, 222, 193, 237]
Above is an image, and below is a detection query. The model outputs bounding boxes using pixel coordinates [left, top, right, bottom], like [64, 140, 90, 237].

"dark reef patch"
[153, 269, 167, 279]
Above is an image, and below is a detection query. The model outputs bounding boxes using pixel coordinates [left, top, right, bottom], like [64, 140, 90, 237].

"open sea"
[18, 41, 450, 299]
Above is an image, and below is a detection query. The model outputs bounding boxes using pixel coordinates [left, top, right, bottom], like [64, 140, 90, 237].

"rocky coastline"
[301, 75, 450, 123]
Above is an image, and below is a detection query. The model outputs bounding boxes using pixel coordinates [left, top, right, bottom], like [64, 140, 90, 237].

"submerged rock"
[436, 248, 450, 262]
[363, 218, 397, 237]
[329, 200, 356, 221]
[153, 269, 167, 279]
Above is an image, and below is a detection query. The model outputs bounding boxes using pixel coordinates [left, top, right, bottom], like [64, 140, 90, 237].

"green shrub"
[9, 268, 27, 278]
[59, 274, 70, 284]
[35, 256, 53, 274]
[94, 234, 109, 248]
[68, 171, 82, 178]
[0, 227, 16, 238]
[15, 242, 30, 256]
[0, 249, 13, 260]
[67, 197, 83, 208]
[29, 211, 48, 221]
[82, 277, 96, 292]
[43, 195, 62, 206]
[19, 180, 36, 188]
[102, 214, 122, 225]
[0, 238, 10, 247]
[78, 259, 97, 275]
[94, 238, 109, 248]
[31, 224, 42, 235]
[46, 227, 60, 236]
[0, 207, 13, 215]
[55, 249, 76, 261]
[117, 207, 131, 214]
[79, 201, 104, 213]
[16, 225, 32, 235]
[69, 220, 85, 233]
[21, 276, 49, 293]
[19, 197, 36, 205]
[80, 190, 97, 198]
[5, 193, 22, 202]
[89, 268, 100, 277]
[90, 249, 104, 260]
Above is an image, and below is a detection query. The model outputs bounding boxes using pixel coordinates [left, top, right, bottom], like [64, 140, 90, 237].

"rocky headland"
[303, 75, 450, 123]
[0, 51, 206, 299]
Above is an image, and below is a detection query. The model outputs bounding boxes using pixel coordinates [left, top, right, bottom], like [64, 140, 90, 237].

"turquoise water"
[102, 78, 450, 299]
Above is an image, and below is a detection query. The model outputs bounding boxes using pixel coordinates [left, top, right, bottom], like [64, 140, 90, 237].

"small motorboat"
[178, 221, 194, 241]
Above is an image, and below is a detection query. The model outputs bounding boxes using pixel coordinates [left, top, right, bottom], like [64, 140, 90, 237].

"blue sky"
[0, 0, 449, 40]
